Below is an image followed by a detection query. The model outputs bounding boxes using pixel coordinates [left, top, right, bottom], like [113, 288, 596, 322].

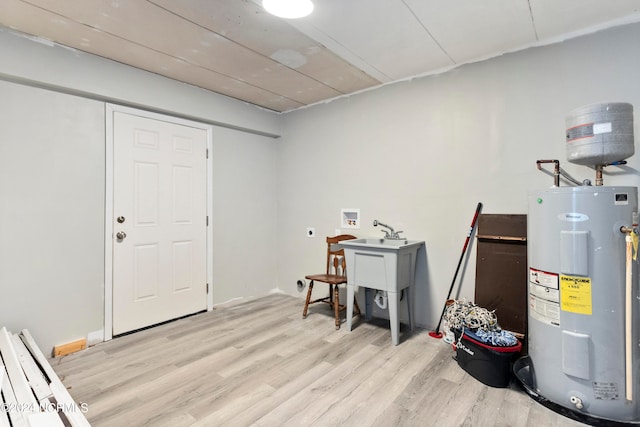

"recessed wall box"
[341, 209, 360, 229]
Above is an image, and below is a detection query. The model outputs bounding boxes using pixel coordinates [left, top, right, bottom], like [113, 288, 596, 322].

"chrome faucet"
[373, 220, 404, 239]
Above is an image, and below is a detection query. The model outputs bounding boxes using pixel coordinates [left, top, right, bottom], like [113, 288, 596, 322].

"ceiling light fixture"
[262, 0, 314, 19]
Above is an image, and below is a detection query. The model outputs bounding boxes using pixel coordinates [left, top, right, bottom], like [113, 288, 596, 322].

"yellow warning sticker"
[560, 275, 592, 315]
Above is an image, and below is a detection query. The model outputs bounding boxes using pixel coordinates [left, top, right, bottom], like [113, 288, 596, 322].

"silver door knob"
[116, 231, 127, 240]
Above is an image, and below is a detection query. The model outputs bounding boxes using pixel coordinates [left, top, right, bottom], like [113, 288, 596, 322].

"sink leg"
[389, 291, 399, 346]
[346, 285, 354, 331]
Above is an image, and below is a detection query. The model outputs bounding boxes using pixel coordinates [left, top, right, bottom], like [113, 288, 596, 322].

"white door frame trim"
[104, 104, 214, 341]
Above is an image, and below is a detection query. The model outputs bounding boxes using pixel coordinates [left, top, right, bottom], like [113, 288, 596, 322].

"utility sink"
[339, 237, 425, 345]
[338, 238, 424, 293]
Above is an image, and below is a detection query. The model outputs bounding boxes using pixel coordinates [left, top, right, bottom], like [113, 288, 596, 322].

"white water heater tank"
[527, 186, 640, 422]
[566, 102, 634, 165]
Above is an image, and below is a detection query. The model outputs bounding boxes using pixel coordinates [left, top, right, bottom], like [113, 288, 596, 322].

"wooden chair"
[302, 234, 361, 329]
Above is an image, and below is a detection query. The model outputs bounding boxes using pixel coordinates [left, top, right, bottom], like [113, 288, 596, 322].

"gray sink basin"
[339, 237, 421, 249]
[338, 238, 425, 292]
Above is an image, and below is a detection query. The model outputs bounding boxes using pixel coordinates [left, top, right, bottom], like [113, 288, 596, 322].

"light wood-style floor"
[51, 293, 588, 427]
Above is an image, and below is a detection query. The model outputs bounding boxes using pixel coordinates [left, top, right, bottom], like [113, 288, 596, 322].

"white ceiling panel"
[150, 0, 380, 95]
[21, 0, 343, 106]
[406, 0, 537, 64]
[530, 0, 640, 40]
[292, 0, 454, 81]
[0, 0, 306, 110]
[1, 0, 640, 112]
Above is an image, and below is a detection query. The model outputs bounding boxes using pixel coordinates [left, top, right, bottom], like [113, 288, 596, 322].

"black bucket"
[453, 329, 522, 388]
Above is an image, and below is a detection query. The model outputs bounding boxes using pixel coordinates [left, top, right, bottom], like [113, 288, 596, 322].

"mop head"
[443, 299, 499, 331]
[443, 299, 517, 346]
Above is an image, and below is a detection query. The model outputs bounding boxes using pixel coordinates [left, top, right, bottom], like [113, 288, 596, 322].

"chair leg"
[303, 280, 314, 318]
[354, 294, 361, 317]
[334, 284, 340, 330]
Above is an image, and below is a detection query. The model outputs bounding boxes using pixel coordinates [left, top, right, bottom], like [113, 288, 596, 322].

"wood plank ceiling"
[1, 0, 640, 112]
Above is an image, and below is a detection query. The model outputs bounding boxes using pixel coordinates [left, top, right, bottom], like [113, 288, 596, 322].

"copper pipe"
[536, 160, 560, 187]
[595, 164, 603, 186]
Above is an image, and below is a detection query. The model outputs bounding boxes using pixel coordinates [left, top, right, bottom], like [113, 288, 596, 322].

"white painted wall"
[0, 30, 281, 353]
[276, 23, 640, 330]
[0, 81, 105, 353]
[211, 127, 278, 303]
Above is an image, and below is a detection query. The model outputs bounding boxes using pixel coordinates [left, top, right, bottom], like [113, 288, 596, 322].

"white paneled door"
[112, 111, 207, 335]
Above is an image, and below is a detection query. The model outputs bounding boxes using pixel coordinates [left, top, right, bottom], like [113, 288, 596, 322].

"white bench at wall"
[0, 327, 90, 427]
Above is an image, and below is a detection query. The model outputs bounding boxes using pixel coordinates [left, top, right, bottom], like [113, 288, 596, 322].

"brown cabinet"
[474, 214, 527, 336]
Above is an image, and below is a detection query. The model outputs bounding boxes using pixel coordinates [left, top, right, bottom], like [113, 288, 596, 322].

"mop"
[429, 202, 482, 339]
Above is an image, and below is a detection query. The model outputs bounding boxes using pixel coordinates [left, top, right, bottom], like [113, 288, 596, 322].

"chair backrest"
[325, 234, 357, 276]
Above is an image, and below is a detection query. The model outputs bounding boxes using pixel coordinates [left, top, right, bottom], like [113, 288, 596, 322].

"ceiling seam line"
[301, 23, 392, 82]
[402, 0, 456, 64]
[145, 0, 350, 95]
[527, 0, 540, 41]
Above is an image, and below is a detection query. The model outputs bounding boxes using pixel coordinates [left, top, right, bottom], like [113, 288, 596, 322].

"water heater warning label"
[593, 382, 619, 400]
[529, 268, 559, 289]
[529, 294, 560, 326]
[529, 268, 560, 326]
[560, 275, 592, 315]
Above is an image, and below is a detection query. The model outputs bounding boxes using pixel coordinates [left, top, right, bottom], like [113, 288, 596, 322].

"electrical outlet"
[306, 227, 315, 237]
